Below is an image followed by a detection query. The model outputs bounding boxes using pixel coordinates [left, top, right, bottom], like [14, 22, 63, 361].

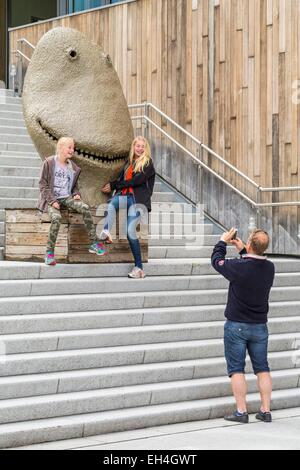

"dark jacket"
[211, 241, 275, 324]
[38, 156, 81, 212]
[110, 160, 156, 212]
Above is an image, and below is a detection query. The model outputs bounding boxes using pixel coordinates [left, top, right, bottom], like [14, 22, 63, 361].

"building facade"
[0, 0, 128, 84]
[2, 0, 300, 249]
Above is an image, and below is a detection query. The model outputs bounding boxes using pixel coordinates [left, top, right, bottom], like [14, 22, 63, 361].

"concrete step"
[149, 222, 213, 235]
[0, 187, 178, 201]
[149, 235, 221, 246]
[0, 134, 33, 144]
[1, 272, 300, 299]
[1, 257, 300, 279]
[0, 274, 231, 298]
[0, 103, 23, 112]
[0, 351, 297, 400]
[0, 187, 39, 199]
[0, 111, 25, 120]
[1, 301, 300, 335]
[151, 192, 177, 203]
[0, 210, 4, 221]
[0, 176, 39, 188]
[0, 166, 41, 177]
[0, 89, 16, 98]
[0, 368, 300, 426]
[0, 97, 23, 105]
[1, 335, 299, 378]
[0, 260, 213, 280]
[0, 118, 25, 128]
[0, 149, 39, 158]
[1, 387, 300, 448]
[0, 142, 36, 153]
[151, 202, 198, 213]
[1, 286, 300, 316]
[148, 245, 237, 258]
[0, 126, 28, 135]
[0, 198, 37, 209]
[0, 156, 41, 167]
[1, 317, 300, 355]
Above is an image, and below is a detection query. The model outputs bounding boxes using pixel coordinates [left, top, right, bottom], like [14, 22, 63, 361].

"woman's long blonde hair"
[129, 136, 152, 173]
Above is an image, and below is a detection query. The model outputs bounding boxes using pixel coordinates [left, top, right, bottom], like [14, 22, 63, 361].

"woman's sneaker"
[128, 267, 146, 279]
[45, 252, 56, 266]
[89, 242, 107, 256]
[100, 229, 113, 244]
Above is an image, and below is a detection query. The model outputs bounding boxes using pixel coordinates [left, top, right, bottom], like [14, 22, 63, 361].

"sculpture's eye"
[106, 54, 112, 64]
[67, 48, 78, 61]
[100, 52, 112, 66]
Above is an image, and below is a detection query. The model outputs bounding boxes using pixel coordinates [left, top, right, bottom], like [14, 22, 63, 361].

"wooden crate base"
[5, 209, 148, 264]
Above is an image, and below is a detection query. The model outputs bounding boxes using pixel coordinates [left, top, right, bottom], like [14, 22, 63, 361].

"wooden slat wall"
[0, 0, 6, 84]
[8, 0, 300, 191]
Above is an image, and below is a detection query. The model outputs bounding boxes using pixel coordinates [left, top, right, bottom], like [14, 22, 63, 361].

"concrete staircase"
[0, 88, 300, 449]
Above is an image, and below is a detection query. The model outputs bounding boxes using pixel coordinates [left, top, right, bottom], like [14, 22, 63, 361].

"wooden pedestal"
[5, 209, 148, 264]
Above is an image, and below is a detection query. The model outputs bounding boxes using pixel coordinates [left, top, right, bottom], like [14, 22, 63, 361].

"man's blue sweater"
[211, 241, 275, 324]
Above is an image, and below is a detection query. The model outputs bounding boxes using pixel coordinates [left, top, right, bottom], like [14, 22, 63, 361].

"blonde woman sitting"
[101, 136, 156, 279]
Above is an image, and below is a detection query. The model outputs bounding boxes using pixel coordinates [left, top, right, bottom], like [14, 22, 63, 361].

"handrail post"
[197, 145, 204, 206]
[144, 102, 149, 140]
[256, 187, 262, 228]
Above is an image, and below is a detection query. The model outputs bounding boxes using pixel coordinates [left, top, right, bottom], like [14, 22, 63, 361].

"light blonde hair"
[57, 137, 74, 154]
[129, 136, 152, 173]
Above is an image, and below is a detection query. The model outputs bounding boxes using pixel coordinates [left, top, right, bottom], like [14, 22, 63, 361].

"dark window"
[67, 0, 127, 14]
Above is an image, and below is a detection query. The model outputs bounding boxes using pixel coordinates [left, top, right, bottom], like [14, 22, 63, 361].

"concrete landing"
[14, 407, 300, 450]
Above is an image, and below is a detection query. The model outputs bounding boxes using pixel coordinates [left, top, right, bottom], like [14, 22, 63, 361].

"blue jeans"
[224, 321, 270, 377]
[104, 194, 143, 269]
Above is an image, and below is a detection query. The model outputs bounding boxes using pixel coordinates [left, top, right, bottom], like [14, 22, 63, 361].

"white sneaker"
[100, 229, 113, 244]
[128, 267, 146, 279]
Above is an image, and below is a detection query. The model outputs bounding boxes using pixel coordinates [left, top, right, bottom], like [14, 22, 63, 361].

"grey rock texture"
[23, 27, 134, 207]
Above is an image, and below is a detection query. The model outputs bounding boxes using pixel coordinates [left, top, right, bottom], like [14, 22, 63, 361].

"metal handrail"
[261, 186, 300, 192]
[139, 115, 258, 207]
[129, 103, 260, 190]
[129, 103, 300, 208]
[12, 50, 31, 62]
[17, 38, 36, 50]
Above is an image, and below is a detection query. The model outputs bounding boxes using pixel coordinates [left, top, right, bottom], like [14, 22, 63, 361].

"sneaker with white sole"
[100, 229, 113, 244]
[128, 267, 146, 279]
[89, 242, 107, 256]
[45, 252, 57, 266]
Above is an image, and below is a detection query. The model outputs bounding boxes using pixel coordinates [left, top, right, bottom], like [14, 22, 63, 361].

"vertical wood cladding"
[0, 0, 7, 84]
[8, 0, 300, 189]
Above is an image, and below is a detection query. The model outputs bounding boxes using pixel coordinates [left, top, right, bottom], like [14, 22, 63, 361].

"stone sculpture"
[23, 27, 134, 207]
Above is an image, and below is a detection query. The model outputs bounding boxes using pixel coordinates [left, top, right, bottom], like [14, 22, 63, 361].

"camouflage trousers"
[46, 197, 97, 253]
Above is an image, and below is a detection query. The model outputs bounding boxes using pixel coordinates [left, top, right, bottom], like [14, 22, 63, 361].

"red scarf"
[122, 164, 134, 195]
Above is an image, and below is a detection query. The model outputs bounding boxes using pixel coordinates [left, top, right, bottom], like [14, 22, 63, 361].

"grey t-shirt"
[53, 158, 73, 199]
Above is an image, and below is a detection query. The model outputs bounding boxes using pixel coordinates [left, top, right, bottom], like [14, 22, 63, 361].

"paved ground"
[14, 407, 300, 450]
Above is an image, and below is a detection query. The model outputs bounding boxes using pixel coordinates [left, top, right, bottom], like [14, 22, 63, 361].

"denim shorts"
[224, 320, 270, 377]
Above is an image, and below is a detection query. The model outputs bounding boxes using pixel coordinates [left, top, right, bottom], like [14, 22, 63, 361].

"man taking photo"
[211, 228, 275, 424]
